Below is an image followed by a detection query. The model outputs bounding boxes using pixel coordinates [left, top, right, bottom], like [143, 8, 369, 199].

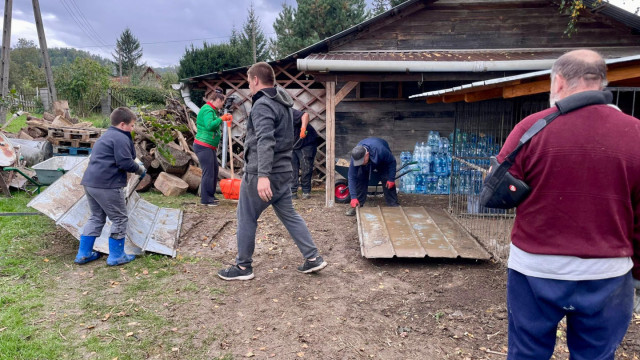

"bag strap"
[502, 90, 613, 164]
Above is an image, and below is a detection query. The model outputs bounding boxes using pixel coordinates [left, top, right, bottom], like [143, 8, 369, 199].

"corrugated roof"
[304, 47, 640, 62]
[409, 54, 640, 99]
[585, 0, 640, 32]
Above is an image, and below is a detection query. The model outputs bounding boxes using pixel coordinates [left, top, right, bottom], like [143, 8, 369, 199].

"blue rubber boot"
[106, 237, 135, 266]
[74, 235, 102, 264]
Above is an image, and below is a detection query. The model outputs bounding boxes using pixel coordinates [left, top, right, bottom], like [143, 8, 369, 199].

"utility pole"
[251, 22, 256, 64]
[32, 0, 56, 108]
[0, 0, 12, 125]
[119, 53, 122, 84]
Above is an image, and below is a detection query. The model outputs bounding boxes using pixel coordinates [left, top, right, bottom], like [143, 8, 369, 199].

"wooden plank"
[427, 96, 443, 104]
[403, 207, 458, 258]
[325, 81, 336, 207]
[608, 65, 640, 82]
[381, 207, 427, 258]
[427, 209, 491, 260]
[503, 80, 550, 99]
[357, 207, 395, 258]
[443, 94, 466, 103]
[335, 81, 358, 104]
[465, 87, 504, 103]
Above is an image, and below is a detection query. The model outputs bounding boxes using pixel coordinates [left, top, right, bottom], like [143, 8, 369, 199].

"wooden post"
[325, 81, 336, 207]
[32, 0, 56, 104]
[0, 0, 12, 125]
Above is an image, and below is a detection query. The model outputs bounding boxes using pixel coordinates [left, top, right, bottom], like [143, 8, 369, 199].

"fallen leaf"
[82, 291, 88, 295]
[43, 258, 49, 262]
[86, 325, 95, 329]
[272, 299, 278, 303]
[101, 313, 111, 321]
[126, 332, 134, 337]
[0, 327, 6, 332]
[128, 322, 138, 326]
[171, 327, 178, 332]
[246, 351, 255, 357]
[301, 344, 308, 349]
[297, 352, 305, 357]
[172, 347, 179, 352]
[142, 269, 149, 275]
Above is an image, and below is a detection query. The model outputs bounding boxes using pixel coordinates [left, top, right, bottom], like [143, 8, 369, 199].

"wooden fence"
[10, 90, 40, 113]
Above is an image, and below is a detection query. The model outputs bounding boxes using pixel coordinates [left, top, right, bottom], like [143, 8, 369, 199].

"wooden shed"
[182, 0, 640, 207]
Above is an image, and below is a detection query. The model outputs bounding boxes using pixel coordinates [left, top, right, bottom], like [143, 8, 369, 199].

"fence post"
[101, 89, 112, 117]
[39, 88, 50, 111]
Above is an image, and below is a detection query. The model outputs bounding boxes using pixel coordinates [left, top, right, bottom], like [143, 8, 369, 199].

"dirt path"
[174, 193, 639, 359]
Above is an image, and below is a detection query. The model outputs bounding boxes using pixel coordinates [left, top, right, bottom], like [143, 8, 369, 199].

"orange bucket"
[220, 178, 241, 200]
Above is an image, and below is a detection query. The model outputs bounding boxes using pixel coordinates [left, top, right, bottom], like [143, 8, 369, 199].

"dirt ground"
[172, 192, 639, 359]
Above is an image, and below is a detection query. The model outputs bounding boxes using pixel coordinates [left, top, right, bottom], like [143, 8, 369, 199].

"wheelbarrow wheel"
[335, 179, 350, 203]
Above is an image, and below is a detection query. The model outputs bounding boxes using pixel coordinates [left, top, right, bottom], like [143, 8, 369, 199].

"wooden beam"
[325, 81, 336, 208]
[334, 81, 358, 104]
[442, 93, 465, 103]
[464, 87, 504, 103]
[426, 96, 442, 104]
[607, 65, 640, 82]
[503, 80, 550, 99]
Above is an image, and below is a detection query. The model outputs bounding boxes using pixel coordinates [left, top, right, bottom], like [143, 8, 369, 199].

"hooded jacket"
[81, 126, 138, 188]
[244, 86, 294, 176]
[347, 137, 397, 197]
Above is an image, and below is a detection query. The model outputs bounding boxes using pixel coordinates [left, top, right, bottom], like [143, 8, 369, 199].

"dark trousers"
[291, 145, 317, 194]
[352, 167, 399, 206]
[82, 186, 128, 239]
[507, 269, 633, 360]
[193, 143, 218, 204]
[236, 172, 319, 268]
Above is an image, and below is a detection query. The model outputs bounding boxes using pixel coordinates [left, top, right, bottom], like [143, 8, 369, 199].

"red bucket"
[220, 178, 241, 200]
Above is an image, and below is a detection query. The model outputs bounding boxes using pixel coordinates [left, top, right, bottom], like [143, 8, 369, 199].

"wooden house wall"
[332, 1, 640, 51]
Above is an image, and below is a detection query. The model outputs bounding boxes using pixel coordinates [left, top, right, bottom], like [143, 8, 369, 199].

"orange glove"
[350, 199, 360, 208]
[299, 127, 307, 139]
[386, 181, 395, 189]
[221, 114, 233, 122]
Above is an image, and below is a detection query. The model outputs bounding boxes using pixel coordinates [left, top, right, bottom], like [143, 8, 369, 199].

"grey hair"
[550, 50, 608, 90]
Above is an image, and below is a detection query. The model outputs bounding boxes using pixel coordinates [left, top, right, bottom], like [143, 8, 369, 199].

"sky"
[1, 0, 638, 68]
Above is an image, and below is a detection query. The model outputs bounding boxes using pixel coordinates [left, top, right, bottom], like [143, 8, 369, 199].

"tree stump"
[154, 172, 188, 196]
[155, 145, 191, 175]
[181, 165, 202, 192]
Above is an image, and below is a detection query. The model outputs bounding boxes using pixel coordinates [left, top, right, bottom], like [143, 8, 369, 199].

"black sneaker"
[217, 265, 254, 281]
[345, 207, 356, 216]
[302, 193, 311, 200]
[200, 199, 219, 207]
[291, 192, 298, 199]
[297, 256, 328, 274]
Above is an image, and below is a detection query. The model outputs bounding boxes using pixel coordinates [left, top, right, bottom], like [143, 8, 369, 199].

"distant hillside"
[49, 47, 112, 68]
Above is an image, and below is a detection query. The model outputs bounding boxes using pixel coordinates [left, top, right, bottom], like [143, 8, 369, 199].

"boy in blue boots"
[74, 107, 145, 266]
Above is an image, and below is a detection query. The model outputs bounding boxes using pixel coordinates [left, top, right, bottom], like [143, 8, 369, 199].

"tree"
[238, 3, 269, 65]
[113, 28, 143, 77]
[177, 42, 244, 79]
[272, 0, 369, 57]
[390, 0, 406, 7]
[372, 0, 389, 16]
[54, 57, 110, 109]
[9, 39, 46, 91]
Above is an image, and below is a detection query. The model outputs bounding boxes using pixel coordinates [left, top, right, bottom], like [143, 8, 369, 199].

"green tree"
[372, 0, 389, 15]
[390, 0, 406, 7]
[8, 39, 45, 91]
[177, 42, 244, 79]
[113, 28, 143, 76]
[54, 57, 110, 109]
[273, 0, 368, 56]
[238, 3, 269, 65]
[161, 71, 179, 90]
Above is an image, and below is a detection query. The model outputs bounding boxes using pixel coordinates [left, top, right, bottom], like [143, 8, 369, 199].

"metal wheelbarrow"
[333, 159, 417, 203]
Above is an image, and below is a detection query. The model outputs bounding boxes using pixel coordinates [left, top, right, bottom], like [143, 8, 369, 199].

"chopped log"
[26, 115, 43, 121]
[134, 142, 154, 169]
[53, 100, 70, 117]
[51, 115, 73, 128]
[17, 130, 33, 140]
[26, 127, 46, 138]
[71, 122, 93, 128]
[155, 145, 191, 175]
[135, 174, 153, 192]
[181, 165, 202, 192]
[42, 112, 55, 122]
[154, 172, 188, 196]
[182, 104, 197, 136]
[150, 159, 161, 169]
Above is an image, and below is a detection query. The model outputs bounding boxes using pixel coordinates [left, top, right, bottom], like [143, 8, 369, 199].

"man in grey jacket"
[218, 62, 327, 281]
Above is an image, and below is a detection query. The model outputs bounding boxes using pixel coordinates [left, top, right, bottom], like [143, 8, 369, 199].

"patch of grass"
[140, 191, 198, 209]
[0, 191, 66, 359]
[2, 113, 41, 133]
[81, 114, 109, 128]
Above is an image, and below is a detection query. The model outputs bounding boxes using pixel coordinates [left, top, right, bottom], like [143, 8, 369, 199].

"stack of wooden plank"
[47, 127, 101, 155]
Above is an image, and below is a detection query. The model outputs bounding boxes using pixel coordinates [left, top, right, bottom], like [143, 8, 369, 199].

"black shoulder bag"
[480, 90, 613, 209]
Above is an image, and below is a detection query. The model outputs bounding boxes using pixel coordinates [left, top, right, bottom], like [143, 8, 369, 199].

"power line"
[67, 0, 110, 49]
[58, 0, 112, 53]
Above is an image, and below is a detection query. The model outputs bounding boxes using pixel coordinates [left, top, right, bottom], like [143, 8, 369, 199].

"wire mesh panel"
[448, 96, 548, 263]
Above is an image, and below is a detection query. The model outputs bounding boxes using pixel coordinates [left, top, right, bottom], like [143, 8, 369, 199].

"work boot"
[74, 235, 102, 265]
[345, 207, 356, 216]
[106, 237, 135, 266]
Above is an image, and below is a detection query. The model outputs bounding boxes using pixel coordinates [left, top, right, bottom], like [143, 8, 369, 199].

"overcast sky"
[1, 0, 638, 68]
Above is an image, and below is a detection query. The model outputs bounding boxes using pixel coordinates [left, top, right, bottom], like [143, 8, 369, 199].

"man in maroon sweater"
[499, 49, 640, 359]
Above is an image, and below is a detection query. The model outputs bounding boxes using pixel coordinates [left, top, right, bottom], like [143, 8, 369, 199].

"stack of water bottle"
[398, 130, 501, 196]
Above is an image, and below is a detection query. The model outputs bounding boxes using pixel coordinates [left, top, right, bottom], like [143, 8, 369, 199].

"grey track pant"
[82, 186, 128, 239]
[236, 172, 319, 268]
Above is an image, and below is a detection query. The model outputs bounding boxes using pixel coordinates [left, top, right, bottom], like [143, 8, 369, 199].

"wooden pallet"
[48, 127, 101, 141]
[49, 137, 97, 149]
[53, 146, 92, 156]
